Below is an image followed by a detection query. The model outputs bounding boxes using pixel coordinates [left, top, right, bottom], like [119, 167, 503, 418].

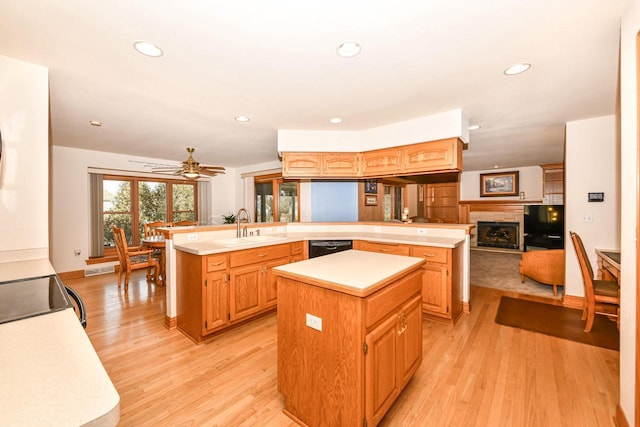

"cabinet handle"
[257, 253, 268, 257]
[423, 253, 436, 257]
[397, 313, 408, 335]
[210, 261, 224, 266]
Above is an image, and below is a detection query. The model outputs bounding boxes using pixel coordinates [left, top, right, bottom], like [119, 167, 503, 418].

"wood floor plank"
[63, 272, 619, 426]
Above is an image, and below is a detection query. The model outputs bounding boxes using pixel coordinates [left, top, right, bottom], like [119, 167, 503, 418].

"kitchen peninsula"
[170, 222, 472, 341]
[273, 250, 425, 426]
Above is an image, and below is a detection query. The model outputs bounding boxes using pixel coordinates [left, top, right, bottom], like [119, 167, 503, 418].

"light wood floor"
[65, 271, 619, 427]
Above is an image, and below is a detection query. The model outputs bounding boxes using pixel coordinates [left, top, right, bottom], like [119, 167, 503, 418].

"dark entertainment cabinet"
[523, 204, 564, 251]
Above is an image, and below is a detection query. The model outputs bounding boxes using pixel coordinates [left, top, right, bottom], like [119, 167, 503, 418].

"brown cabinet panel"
[207, 254, 228, 272]
[361, 148, 403, 176]
[203, 271, 228, 333]
[229, 264, 262, 321]
[420, 264, 449, 316]
[230, 243, 290, 267]
[262, 257, 289, 308]
[322, 153, 360, 176]
[281, 153, 322, 177]
[354, 240, 411, 256]
[403, 138, 459, 173]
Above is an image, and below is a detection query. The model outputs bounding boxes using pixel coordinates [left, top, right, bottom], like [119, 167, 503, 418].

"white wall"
[51, 146, 238, 273]
[565, 116, 619, 298]
[460, 166, 543, 201]
[620, 0, 639, 421]
[0, 55, 49, 259]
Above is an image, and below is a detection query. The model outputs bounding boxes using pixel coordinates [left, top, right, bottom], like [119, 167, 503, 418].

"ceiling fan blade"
[198, 169, 223, 177]
[200, 166, 226, 171]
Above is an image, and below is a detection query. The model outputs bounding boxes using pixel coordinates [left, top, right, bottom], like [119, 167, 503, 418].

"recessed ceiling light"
[329, 117, 342, 124]
[234, 116, 250, 122]
[493, 165, 500, 169]
[133, 41, 163, 57]
[336, 41, 361, 58]
[504, 63, 531, 75]
[469, 124, 481, 130]
[89, 120, 103, 127]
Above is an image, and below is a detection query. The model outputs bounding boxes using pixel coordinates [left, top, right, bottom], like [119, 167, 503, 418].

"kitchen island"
[273, 250, 425, 427]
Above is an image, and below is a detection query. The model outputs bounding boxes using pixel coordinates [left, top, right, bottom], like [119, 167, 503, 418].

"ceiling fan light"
[183, 172, 200, 179]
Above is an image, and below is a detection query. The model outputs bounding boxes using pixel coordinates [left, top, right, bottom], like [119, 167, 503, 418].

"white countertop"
[273, 249, 425, 297]
[174, 231, 464, 256]
[0, 258, 120, 426]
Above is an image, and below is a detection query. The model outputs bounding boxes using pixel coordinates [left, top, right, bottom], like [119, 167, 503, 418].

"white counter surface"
[174, 231, 464, 256]
[273, 250, 425, 297]
[0, 258, 120, 426]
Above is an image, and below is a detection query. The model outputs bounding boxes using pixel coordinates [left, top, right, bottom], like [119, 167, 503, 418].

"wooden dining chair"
[112, 225, 159, 292]
[569, 231, 620, 332]
[143, 221, 173, 237]
[173, 220, 198, 226]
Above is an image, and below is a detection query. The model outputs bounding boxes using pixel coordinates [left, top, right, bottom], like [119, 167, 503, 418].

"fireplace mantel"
[458, 199, 543, 223]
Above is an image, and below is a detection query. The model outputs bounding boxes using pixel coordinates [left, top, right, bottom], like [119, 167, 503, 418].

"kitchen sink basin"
[212, 235, 287, 246]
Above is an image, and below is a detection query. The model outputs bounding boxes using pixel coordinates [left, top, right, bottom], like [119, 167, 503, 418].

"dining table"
[142, 235, 166, 287]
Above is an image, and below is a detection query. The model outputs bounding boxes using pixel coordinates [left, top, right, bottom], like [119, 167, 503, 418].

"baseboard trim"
[562, 295, 583, 310]
[57, 270, 85, 280]
[165, 316, 177, 330]
[463, 301, 471, 313]
[616, 403, 630, 427]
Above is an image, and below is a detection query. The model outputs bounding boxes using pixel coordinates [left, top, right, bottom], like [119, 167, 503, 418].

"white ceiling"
[0, 0, 627, 171]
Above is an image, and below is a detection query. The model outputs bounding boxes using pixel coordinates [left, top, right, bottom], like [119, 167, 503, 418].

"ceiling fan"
[153, 147, 225, 180]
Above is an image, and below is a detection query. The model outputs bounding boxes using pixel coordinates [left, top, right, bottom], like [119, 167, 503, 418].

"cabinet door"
[398, 295, 422, 385]
[355, 240, 411, 256]
[360, 148, 403, 176]
[403, 139, 458, 173]
[365, 313, 400, 426]
[421, 264, 449, 316]
[203, 271, 229, 334]
[281, 153, 322, 177]
[229, 264, 262, 321]
[322, 153, 360, 176]
[263, 257, 289, 308]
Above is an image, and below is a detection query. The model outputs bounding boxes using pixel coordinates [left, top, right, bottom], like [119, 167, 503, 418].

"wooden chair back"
[112, 225, 159, 291]
[173, 220, 198, 226]
[143, 221, 172, 238]
[569, 231, 595, 302]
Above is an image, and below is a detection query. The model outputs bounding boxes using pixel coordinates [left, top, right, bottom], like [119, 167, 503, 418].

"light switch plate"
[305, 313, 322, 331]
[187, 233, 198, 241]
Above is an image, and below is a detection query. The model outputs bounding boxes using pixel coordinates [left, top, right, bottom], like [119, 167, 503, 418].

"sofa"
[519, 249, 565, 296]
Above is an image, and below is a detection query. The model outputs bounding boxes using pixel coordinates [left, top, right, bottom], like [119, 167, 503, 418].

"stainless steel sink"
[212, 235, 287, 246]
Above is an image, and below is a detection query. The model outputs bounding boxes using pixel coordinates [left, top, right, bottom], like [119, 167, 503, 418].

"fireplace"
[477, 221, 519, 249]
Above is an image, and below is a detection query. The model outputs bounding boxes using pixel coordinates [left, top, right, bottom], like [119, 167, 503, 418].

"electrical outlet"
[187, 233, 198, 241]
[373, 226, 382, 233]
[417, 228, 427, 235]
[581, 215, 594, 223]
[305, 313, 322, 331]
[74, 249, 81, 256]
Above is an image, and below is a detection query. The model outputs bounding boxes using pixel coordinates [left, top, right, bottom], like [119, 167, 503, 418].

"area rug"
[495, 296, 619, 351]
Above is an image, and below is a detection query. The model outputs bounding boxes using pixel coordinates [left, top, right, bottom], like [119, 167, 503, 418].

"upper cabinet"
[360, 147, 403, 176]
[281, 137, 464, 179]
[541, 163, 564, 204]
[403, 138, 461, 174]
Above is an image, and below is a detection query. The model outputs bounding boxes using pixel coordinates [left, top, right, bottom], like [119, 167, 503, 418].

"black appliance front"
[308, 240, 353, 258]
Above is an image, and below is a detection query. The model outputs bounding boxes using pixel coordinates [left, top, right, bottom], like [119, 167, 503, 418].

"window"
[255, 174, 299, 223]
[383, 184, 404, 221]
[102, 175, 197, 252]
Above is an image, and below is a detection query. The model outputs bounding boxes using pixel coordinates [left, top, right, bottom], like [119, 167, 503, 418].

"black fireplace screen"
[477, 221, 519, 249]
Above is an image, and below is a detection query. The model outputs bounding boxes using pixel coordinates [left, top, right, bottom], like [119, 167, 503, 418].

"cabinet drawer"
[365, 270, 422, 329]
[410, 246, 448, 264]
[357, 241, 411, 256]
[207, 254, 228, 272]
[290, 241, 304, 255]
[230, 243, 291, 267]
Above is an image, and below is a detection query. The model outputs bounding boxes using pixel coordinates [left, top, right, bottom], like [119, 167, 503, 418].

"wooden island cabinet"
[176, 242, 303, 343]
[274, 250, 425, 427]
[355, 240, 464, 323]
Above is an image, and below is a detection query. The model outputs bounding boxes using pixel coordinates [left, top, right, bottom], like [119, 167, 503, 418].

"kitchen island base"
[275, 251, 424, 427]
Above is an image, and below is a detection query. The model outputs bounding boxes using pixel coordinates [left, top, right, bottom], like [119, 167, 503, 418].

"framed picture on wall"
[364, 179, 378, 194]
[480, 171, 519, 197]
[364, 195, 378, 206]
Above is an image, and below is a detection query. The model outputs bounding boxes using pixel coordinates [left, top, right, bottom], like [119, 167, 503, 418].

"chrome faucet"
[236, 208, 251, 238]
